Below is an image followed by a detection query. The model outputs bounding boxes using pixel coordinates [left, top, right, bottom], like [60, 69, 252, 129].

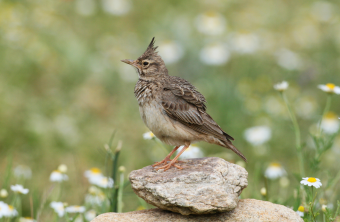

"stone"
[129, 157, 248, 215]
[92, 199, 303, 222]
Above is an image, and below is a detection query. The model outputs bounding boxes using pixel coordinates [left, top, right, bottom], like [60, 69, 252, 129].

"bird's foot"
[155, 160, 183, 171]
[152, 158, 184, 168]
[152, 157, 171, 167]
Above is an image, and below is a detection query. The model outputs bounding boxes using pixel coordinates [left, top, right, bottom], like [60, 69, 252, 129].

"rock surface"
[129, 157, 248, 215]
[92, 199, 303, 222]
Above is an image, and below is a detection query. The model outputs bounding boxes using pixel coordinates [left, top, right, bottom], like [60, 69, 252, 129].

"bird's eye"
[143, 62, 149, 66]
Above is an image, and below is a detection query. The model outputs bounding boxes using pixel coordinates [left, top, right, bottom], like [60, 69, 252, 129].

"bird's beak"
[121, 59, 140, 69]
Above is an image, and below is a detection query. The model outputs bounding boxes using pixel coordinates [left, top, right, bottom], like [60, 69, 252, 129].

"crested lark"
[122, 38, 246, 171]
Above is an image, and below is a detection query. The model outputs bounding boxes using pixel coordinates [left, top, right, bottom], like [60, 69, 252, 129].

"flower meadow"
[1, 0, 340, 221]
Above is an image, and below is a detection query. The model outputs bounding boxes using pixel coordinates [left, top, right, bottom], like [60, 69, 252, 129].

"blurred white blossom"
[318, 83, 340, 94]
[264, 96, 285, 116]
[0, 189, 8, 198]
[321, 112, 339, 134]
[0, 202, 17, 218]
[231, 33, 260, 54]
[273, 81, 289, 91]
[264, 162, 286, 179]
[50, 170, 69, 182]
[89, 176, 114, 188]
[75, 0, 96, 16]
[311, 1, 333, 22]
[58, 164, 68, 173]
[65, 205, 86, 213]
[195, 11, 226, 35]
[176, 145, 204, 160]
[85, 186, 107, 206]
[244, 126, 271, 146]
[10, 184, 29, 194]
[143, 131, 155, 140]
[84, 168, 103, 179]
[279, 177, 290, 188]
[102, 0, 131, 16]
[200, 43, 230, 65]
[158, 41, 184, 64]
[85, 210, 96, 221]
[19, 217, 36, 222]
[0, 201, 9, 218]
[295, 97, 317, 119]
[275, 49, 302, 70]
[14, 165, 32, 179]
[50, 202, 65, 217]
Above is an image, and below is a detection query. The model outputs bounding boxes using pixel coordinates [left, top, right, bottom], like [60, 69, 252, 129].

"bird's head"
[121, 37, 168, 80]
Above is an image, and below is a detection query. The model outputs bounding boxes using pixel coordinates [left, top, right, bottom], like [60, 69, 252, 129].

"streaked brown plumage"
[122, 37, 246, 171]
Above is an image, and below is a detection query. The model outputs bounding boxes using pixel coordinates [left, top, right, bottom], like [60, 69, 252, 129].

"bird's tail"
[223, 140, 247, 162]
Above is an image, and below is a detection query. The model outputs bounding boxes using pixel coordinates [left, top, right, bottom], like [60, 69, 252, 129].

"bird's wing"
[162, 76, 234, 141]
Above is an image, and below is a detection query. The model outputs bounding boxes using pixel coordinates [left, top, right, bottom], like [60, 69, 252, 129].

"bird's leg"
[156, 145, 189, 171]
[152, 146, 180, 167]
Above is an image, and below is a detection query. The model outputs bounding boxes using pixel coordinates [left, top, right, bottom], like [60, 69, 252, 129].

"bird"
[121, 37, 246, 171]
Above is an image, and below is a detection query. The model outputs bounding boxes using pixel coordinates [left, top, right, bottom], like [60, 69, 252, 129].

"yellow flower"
[260, 187, 267, 196]
[296, 206, 304, 217]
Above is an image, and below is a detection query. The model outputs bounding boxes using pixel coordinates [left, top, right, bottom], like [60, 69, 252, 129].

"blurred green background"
[1, 0, 340, 218]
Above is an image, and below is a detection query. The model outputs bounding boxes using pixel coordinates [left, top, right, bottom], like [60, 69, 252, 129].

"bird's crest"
[139, 37, 159, 60]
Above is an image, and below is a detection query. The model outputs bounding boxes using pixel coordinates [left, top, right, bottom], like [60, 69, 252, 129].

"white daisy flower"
[321, 112, 340, 134]
[322, 204, 328, 212]
[264, 162, 286, 180]
[58, 164, 68, 173]
[65, 205, 86, 213]
[244, 126, 272, 146]
[300, 177, 322, 188]
[84, 168, 103, 178]
[0, 189, 8, 198]
[143, 132, 155, 140]
[85, 209, 96, 221]
[318, 83, 340, 94]
[85, 186, 108, 206]
[195, 11, 226, 36]
[275, 48, 302, 70]
[296, 206, 304, 217]
[85, 193, 107, 206]
[6, 205, 18, 218]
[231, 33, 260, 54]
[19, 217, 37, 222]
[102, 0, 131, 16]
[176, 145, 204, 160]
[273, 81, 289, 91]
[50, 170, 69, 182]
[89, 176, 114, 188]
[0, 202, 8, 218]
[157, 40, 184, 64]
[50, 202, 65, 217]
[200, 43, 230, 65]
[11, 184, 29, 194]
[13, 165, 32, 179]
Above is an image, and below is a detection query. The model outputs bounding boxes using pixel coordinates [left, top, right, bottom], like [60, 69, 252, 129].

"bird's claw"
[155, 161, 183, 171]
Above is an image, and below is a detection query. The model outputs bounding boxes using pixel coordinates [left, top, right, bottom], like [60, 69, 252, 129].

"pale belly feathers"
[139, 100, 198, 146]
